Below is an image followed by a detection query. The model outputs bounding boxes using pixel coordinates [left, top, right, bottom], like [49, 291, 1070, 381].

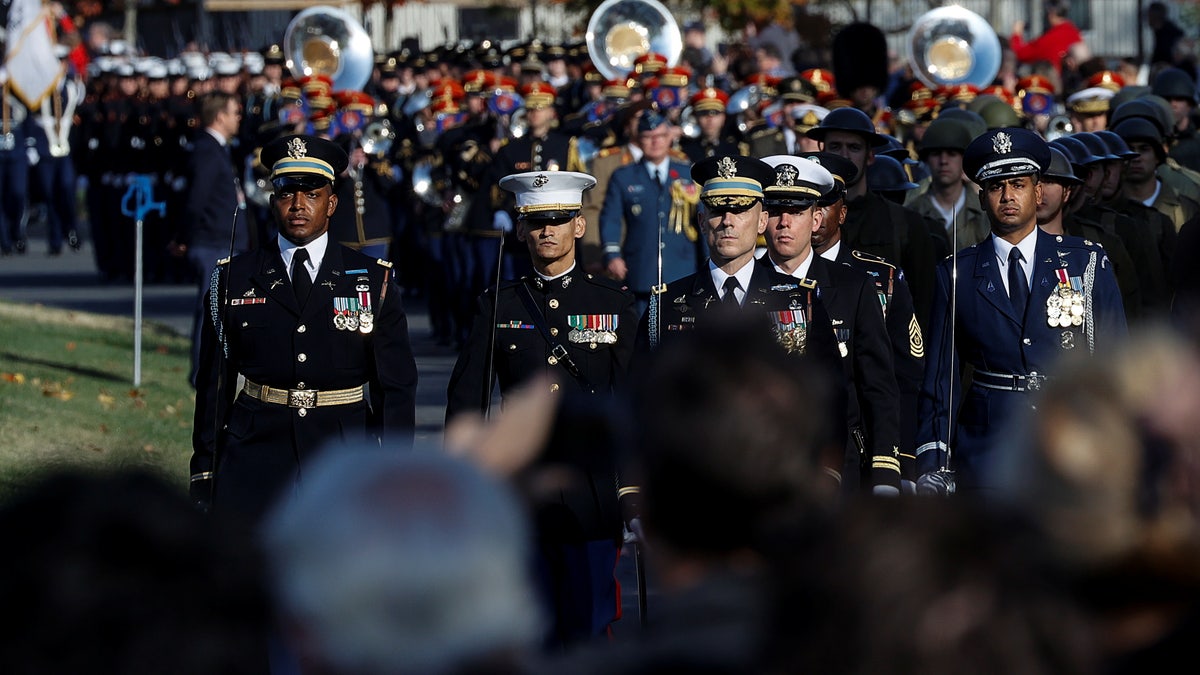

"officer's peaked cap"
[499, 171, 596, 220]
[261, 135, 349, 190]
[963, 127, 1050, 185]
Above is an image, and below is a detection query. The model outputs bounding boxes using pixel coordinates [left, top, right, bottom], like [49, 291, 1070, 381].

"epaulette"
[669, 147, 689, 163]
[376, 258, 394, 268]
[597, 146, 621, 159]
[217, 256, 231, 265]
[851, 249, 894, 268]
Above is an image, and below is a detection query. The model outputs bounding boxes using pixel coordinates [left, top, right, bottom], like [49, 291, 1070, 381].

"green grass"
[0, 302, 194, 503]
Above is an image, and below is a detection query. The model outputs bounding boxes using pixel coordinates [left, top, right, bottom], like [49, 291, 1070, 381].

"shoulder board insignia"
[217, 256, 231, 265]
[598, 146, 621, 158]
[770, 283, 798, 291]
[798, 278, 817, 289]
[376, 258, 394, 268]
[851, 249, 894, 268]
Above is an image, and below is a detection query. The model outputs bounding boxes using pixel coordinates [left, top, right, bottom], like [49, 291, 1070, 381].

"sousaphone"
[906, 6, 1002, 90]
[586, 0, 682, 81]
[284, 5, 374, 92]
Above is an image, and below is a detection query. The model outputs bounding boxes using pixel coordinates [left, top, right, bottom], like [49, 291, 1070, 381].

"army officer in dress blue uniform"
[916, 128, 1127, 494]
[191, 135, 418, 523]
[760, 155, 902, 495]
[601, 111, 705, 314]
[446, 171, 638, 647]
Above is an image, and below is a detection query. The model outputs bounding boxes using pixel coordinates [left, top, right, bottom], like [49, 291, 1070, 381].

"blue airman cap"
[760, 154, 835, 207]
[261, 134, 349, 190]
[498, 170, 596, 220]
[691, 155, 775, 210]
[962, 127, 1050, 185]
[637, 109, 669, 133]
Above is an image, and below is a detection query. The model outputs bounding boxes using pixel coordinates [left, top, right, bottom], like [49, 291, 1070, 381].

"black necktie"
[292, 248, 312, 306]
[722, 276, 740, 307]
[653, 167, 663, 187]
[1008, 247, 1028, 319]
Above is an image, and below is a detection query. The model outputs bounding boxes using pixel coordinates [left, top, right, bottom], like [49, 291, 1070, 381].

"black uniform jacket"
[191, 242, 418, 521]
[805, 254, 901, 491]
[833, 245, 924, 480]
[446, 265, 639, 418]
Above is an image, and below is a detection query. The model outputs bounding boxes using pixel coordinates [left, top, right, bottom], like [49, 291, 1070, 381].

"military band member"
[191, 135, 418, 522]
[916, 128, 1127, 494]
[678, 87, 742, 163]
[0, 79, 30, 256]
[445, 171, 637, 646]
[760, 155, 902, 494]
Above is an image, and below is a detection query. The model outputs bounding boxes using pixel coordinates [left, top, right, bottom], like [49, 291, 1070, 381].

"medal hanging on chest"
[333, 297, 360, 331]
[768, 309, 807, 355]
[1046, 269, 1084, 329]
[356, 284, 374, 334]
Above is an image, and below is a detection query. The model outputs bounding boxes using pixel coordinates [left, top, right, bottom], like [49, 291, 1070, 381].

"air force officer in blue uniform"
[916, 128, 1127, 493]
[600, 111, 703, 311]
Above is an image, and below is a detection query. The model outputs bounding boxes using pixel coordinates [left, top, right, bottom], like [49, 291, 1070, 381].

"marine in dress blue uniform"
[760, 155, 902, 495]
[447, 171, 637, 647]
[190, 135, 418, 523]
[600, 111, 705, 310]
[916, 128, 1128, 493]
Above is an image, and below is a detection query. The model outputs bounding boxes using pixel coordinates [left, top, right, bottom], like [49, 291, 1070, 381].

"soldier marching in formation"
[7, 13, 1200, 659]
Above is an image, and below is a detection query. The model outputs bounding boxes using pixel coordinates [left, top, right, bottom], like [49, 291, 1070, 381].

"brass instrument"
[585, 0, 682, 81]
[906, 6, 1002, 90]
[284, 6, 374, 92]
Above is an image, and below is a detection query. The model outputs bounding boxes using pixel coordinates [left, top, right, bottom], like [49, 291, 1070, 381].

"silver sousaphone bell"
[284, 5, 374, 92]
[586, 0, 682, 81]
[906, 6, 1002, 90]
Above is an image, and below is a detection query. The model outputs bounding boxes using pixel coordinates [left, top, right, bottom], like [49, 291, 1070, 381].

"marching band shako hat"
[691, 155, 775, 210]
[521, 81, 557, 109]
[689, 87, 729, 114]
[499, 171, 596, 221]
[261, 135, 349, 191]
[963, 127, 1051, 185]
[796, 151, 861, 204]
[760, 154, 835, 207]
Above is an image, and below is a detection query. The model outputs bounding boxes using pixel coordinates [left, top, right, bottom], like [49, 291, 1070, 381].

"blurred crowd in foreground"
[3, 317, 1200, 674]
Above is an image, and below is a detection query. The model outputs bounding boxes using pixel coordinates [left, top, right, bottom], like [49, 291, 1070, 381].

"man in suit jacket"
[760, 154, 902, 495]
[916, 128, 1127, 494]
[601, 111, 705, 314]
[190, 135, 418, 524]
[176, 91, 250, 386]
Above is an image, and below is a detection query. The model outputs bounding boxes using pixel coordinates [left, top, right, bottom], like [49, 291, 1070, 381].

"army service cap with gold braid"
[761, 155, 835, 208]
[261, 134, 349, 191]
[691, 155, 775, 210]
[499, 171, 596, 221]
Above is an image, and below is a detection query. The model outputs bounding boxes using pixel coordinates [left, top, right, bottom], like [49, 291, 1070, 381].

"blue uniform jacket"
[599, 160, 705, 294]
[916, 229, 1127, 489]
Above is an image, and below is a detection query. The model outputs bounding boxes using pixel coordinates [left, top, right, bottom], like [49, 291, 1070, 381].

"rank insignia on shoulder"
[376, 259, 394, 268]
[217, 256, 231, 265]
[770, 283, 798, 291]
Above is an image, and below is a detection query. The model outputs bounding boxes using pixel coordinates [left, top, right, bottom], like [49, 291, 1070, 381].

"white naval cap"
[760, 154, 835, 205]
[499, 170, 597, 220]
[1066, 86, 1115, 115]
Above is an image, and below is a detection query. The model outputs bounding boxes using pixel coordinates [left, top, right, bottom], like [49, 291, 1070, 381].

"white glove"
[916, 470, 956, 497]
[26, 146, 38, 166]
[493, 210, 513, 233]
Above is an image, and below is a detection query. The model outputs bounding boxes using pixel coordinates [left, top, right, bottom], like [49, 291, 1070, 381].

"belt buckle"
[288, 389, 317, 408]
[1026, 372, 1044, 392]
